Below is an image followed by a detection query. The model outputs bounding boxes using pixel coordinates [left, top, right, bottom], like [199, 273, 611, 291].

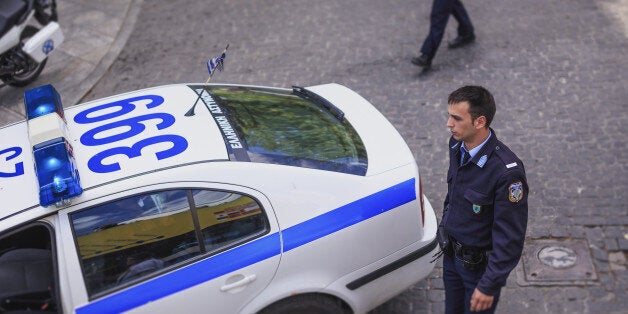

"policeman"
[441, 86, 528, 313]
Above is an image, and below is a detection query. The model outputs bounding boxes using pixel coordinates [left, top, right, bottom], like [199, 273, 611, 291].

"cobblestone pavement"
[2, 0, 627, 313]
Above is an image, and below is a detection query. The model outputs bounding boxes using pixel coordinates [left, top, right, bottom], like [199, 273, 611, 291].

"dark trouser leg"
[451, 0, 474, 37]
[443, 254, 501, 314]
[443, 254, 466, 314]
[420, 0, 455, 58]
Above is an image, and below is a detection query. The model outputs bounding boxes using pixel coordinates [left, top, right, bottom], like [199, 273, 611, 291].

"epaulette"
[493, 143, 521, 170]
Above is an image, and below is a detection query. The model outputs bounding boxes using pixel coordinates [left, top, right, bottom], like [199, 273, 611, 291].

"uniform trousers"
[420, 0, 474, 59]
[443, 253, 500, 314]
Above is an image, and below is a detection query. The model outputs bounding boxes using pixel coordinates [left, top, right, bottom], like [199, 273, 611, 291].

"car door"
[58, 184, 281, 314]
[0, 220, 61, 313]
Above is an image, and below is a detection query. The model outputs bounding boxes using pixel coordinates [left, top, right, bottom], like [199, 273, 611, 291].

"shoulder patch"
[506, 162, 518, 169]
[508, 181, 524, 203]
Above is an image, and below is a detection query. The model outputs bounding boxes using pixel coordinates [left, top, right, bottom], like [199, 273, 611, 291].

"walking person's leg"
[412, 0, 455, 68]
[448, 0, 475, 48]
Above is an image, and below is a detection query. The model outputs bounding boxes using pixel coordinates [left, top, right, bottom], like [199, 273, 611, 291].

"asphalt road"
[4, 0, 628, 312]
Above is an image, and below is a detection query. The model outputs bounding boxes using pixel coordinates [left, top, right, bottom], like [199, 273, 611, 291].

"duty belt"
[450, 236, 488, 271]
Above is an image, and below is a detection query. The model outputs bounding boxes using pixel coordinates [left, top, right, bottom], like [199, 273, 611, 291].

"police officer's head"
[448, 86, 495, 128]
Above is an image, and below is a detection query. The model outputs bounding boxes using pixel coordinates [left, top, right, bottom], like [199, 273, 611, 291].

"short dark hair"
[448, 86, 496, 127]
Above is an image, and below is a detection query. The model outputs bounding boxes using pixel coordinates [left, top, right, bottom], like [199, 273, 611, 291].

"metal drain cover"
[517, 238, 598, 286]
[538, 246, 578, 268]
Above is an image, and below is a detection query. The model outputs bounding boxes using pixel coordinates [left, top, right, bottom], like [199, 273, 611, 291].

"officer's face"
[447, 101, 479, 144]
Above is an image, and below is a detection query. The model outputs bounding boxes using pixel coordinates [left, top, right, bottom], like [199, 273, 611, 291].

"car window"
[206, 86, 368, 175]
[192, 189, 266, 253]
[0, 223, 59, 313]
[69, 189, 269, 297]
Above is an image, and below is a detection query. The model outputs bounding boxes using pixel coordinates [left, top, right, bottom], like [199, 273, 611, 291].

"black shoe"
[448, 34, 475, 49]
[411, 54, 432, 69]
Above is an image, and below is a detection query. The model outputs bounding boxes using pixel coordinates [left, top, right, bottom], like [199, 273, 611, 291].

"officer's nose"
[446, 117, 454, 128]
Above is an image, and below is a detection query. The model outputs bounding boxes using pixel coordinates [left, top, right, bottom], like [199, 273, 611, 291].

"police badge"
[509, 181, 524, 202]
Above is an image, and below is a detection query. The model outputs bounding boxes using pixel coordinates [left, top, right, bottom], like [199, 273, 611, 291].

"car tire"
[258, 294, 351, 314]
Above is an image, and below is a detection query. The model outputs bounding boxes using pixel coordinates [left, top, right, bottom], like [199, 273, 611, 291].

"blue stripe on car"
[76, 178, 416, 314]
[282, 178, 416, 252]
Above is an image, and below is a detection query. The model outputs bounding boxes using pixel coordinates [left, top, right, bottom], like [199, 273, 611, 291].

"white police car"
[0, 83, 437, 314]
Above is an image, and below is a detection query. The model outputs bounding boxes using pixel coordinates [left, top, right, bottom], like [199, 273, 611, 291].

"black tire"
[259, 294, 351, 314]
[1, 26, 47, 87]
[35, 0, 59, 24]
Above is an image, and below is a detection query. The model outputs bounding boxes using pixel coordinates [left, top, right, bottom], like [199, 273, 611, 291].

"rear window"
[196, 86, 367, 175]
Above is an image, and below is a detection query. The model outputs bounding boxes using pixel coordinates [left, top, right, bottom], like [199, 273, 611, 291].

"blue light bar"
[24, 84, 65, 120]
[33, 138, 83, 207]
[24, 84, 82, 207]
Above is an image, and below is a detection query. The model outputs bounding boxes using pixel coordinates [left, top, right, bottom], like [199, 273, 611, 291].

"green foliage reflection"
[210, 87, 367, 175]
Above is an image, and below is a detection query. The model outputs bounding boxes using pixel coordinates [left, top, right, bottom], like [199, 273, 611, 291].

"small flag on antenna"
[205, 44, 229, 83]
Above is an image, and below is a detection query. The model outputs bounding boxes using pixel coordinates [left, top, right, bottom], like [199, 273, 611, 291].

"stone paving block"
[546, 300, 587, 314]
[588, 299, 628, 313]
[60, 26, 114, 64]
[604, 238, 620, 251]
[428, 277, 444, 290]
[426, 289, 445, 303]
[429, 302, 445, 313]
[613, 269, 628, 286]
[597, 272, 616, 290]
[594, 259, 612, 273]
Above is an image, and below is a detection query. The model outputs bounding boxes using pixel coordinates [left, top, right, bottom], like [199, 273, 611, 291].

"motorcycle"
[0, 0, 62, 87]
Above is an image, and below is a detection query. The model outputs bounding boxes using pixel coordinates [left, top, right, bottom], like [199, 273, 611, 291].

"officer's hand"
[470, 288, 494, 312]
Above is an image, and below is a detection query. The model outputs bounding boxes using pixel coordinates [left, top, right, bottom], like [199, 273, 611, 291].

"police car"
[0, 83, 437, 314]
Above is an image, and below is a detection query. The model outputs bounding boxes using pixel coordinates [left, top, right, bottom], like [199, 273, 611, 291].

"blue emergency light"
[33, 138, 83, 206]
[24, 84, 65, 120]
[25, 85, 82, 207]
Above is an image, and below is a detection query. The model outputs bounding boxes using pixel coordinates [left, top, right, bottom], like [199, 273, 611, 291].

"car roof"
[1, 82, 415, 221]
[1, 84, 227, 214]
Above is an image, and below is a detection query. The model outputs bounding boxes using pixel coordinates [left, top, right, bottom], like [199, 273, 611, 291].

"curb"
[0, 0, 143, 126]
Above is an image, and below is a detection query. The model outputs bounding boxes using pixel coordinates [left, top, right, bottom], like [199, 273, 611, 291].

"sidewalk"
[0, 0, 143, 126]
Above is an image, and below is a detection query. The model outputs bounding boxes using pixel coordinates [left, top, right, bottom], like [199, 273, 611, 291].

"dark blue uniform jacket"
[443, 129, 528, 295]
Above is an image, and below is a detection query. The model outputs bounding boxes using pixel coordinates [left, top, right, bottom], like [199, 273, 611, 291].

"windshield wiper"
[292, 86, 344, 121]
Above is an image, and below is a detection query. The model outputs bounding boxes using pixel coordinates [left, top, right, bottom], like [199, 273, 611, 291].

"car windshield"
[198, 86, 367, 175]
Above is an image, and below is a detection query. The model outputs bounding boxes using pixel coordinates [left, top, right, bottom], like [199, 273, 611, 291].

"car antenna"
[186, 44, 229, 116]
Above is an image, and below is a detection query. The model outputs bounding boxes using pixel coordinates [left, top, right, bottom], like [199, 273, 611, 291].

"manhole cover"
[517, 238, 598, 286]
[538, 246, 578, 269]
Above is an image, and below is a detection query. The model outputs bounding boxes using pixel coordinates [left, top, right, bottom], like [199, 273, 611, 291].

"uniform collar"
[451, 128, 498, 168]
[461, 131, 491, 161]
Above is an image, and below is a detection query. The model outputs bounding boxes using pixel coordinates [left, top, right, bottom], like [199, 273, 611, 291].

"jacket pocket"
[463, 189, 493, 218]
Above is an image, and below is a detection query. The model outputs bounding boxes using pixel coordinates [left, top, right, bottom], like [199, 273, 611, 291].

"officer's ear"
[473, 115, 487, 129]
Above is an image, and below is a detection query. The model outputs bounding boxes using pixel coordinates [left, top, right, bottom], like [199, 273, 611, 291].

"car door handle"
[220, 274, 257, 292]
